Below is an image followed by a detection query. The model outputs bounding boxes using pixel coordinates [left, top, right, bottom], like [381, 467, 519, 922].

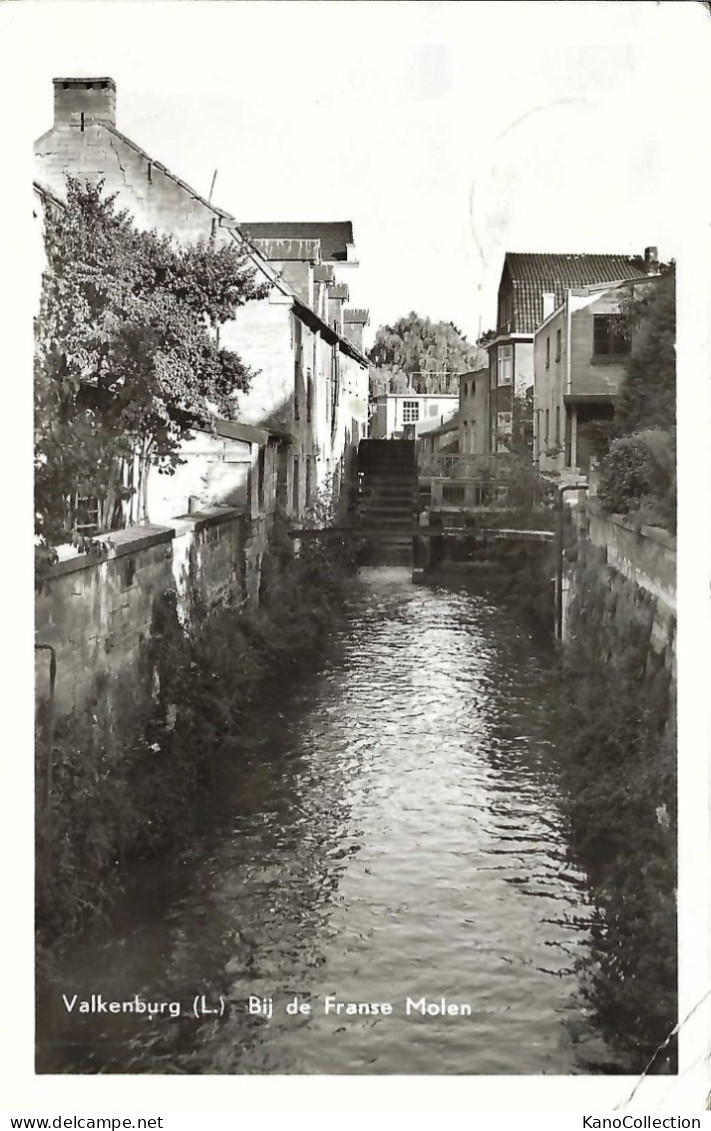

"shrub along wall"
[558, 519, 677, 1070]
[35, 507, 254, 720]
[35, 508, 358, 958]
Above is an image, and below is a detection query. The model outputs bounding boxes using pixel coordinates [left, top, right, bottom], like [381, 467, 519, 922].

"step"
[359, 480, 415, 490]
[358, 493, 415, 506]
[359, 471, 416, 481]
[357, 504, 413, 517]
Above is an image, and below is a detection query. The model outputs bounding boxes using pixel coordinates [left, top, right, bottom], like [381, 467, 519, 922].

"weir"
[354, 438, 417, 565]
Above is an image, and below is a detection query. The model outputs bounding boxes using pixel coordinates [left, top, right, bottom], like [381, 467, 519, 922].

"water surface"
[37, 568, 622, 1074]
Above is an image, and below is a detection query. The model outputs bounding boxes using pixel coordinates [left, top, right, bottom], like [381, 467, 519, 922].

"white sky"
[8, 0, 709, 345]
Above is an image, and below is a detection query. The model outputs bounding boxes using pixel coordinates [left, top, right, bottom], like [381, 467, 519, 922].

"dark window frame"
[593, 313, 630, 358]
[402, 399, 420, 424]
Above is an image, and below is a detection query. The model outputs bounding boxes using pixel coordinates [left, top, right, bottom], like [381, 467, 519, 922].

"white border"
[2, 0, 709, 1118]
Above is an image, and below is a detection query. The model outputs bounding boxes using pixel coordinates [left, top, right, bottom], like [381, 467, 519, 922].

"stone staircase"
[356, 439, 416, 565]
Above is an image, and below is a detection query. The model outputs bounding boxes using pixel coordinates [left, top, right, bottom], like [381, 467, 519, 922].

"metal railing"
[417, 452, 514, 480]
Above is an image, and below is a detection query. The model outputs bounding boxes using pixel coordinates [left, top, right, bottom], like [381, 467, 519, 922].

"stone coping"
[37, 508, 246, 581]
[584, 500, 676, 550]
[170, 506, 245, 534]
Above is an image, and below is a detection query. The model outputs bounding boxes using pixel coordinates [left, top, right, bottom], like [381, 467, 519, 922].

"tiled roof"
[240, 222, 354, 261]
[502, 253, 649, 334]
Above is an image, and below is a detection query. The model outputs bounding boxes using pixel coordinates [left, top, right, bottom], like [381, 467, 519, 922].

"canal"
[37, 568, 624, 1074]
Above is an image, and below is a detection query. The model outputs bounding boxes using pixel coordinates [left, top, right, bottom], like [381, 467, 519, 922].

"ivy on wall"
[558, 547, 676, 1069]
[35, 178, 269, 565]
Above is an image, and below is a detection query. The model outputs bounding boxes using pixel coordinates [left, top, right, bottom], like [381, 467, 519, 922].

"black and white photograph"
[4, 0, 711, 1118]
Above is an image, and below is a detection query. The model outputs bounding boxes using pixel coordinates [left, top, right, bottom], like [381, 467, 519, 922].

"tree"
[35, 179, 269, 563]
[590, 266, 676, 531]
[367, 312, 485, 397]
[616, 266, 675, 434]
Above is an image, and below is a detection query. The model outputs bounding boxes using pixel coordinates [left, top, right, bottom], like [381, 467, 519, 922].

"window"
[497, 345, 513, 385]
[330, 346, 340, 435]
[545, 409, 550, 444]
[276, 447, 288, 507]
[257, 447, 266, 510]
[555, 405, 561, 446]
[555, 328, 562, 362]
[306, 367, 313, 423]
[292, 458, 300, 513]
[593, 314, 629, 357]
[443, 484, 466, 505]
[305, 456, 313, 507]
[73, 495, 100, 536]
[545, 336, 551, 369]
[402, 400, 420, 424]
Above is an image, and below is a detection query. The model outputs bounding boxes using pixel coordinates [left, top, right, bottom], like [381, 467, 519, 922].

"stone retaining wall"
[35, 507, 253, 719]
[566, 501, 676, 666]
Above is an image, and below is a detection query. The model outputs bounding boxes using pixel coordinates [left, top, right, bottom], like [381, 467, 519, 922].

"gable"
[500, 253, 649, 334]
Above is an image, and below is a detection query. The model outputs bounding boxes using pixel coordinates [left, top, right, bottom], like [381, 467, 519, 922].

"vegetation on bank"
[557, 270, 677, 1066]
[557, 552, 676, 1069]
[466, 484, 676, 1067]
[36, 502, 359, 961]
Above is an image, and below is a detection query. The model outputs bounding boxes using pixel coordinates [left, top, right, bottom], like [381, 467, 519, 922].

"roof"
[458, 366, 488, 382]
[240, 222, 354, 261]
[33, 180, 66, 211]
[212, 420, 270, 445]
[37, 113, 365, 367]
[417, 414, 459, 437]
[106, 125, 234, 220]
[373, 391, 459, 402]
[501, 252, 650, 334]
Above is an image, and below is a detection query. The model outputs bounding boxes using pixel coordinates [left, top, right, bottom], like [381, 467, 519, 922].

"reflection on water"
[37, 568, 624, 1074]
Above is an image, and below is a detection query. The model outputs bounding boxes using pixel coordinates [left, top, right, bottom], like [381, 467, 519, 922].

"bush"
[596, 429, 676, 532]
[558, 560, 677, 1066]
[577, 419, 616, 462]
[36, 503, 359, 959]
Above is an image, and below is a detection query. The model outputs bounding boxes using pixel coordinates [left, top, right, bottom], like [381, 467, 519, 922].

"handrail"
[417, 452, 514, 480]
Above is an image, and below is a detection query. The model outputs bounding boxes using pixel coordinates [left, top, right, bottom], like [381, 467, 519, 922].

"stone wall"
[35, 508, 251, 719]
[565, 501, 676, 667]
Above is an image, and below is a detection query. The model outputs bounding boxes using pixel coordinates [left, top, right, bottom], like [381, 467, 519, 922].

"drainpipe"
[555, 483, 589, 640]
[35, 644, 57, 807]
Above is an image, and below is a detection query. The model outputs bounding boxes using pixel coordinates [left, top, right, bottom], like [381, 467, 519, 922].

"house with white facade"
[370, 391, 459, 440]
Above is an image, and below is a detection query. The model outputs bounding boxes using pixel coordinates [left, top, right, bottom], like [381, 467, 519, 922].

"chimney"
[343, 308, 369, 352]
[644, 245, 659, 274]
[53, 77, 117, 128]
[542, 292, 556, 320]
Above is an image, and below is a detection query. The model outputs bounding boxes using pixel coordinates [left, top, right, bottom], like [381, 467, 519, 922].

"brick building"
[457, 367, 489, 456]
[487, 251, 657, 453]
[533, 272, 660, 476]
[34, 77, 370, 541]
